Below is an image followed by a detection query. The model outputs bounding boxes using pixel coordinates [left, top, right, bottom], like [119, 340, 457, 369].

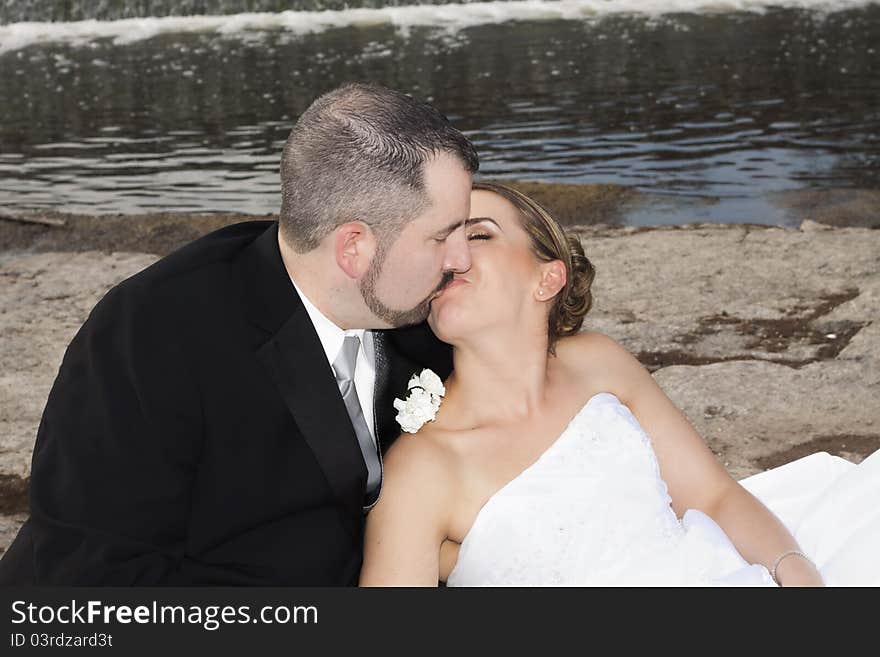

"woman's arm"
[573, 331, 823, 586]
[703, 481, 823, 585]
[359, 434, 453, 586]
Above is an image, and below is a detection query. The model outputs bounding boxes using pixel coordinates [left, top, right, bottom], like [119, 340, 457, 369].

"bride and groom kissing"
[1, 83, 877, 587]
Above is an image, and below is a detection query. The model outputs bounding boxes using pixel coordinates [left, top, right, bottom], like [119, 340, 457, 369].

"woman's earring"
[537, 288, 545, 298]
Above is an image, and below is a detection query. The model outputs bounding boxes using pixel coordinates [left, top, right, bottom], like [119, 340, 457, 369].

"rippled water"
[0, 4, 878, 224]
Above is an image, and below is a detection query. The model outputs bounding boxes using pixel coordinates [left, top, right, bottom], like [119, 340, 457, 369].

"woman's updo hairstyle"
[471, 181, 596, 353]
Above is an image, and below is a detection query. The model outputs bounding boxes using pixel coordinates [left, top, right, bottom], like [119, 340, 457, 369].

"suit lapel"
[237, 222, 366, 538]
[256, 318, 367, 527]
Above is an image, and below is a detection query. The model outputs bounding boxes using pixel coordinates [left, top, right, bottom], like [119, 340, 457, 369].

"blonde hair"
[472, 181, 595, 353]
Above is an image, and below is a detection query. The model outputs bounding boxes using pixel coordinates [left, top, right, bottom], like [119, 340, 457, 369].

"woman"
[360, 181, 880, 586]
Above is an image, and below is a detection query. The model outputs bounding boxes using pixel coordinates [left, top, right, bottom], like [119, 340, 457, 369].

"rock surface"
[0, 215, 878, 555]
[579, 222, 879, 479]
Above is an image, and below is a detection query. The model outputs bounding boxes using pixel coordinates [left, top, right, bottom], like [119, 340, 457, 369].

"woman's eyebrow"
[466, 217, 502, 230]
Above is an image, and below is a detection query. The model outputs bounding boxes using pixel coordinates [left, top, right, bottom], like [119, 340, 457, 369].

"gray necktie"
[332, 335, 381, 499]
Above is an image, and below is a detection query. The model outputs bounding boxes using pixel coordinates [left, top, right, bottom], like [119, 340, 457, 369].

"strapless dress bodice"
[445, 392, 775, 586]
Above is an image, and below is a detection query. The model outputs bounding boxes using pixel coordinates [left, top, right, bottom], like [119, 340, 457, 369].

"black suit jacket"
[0, 220, 452, 585]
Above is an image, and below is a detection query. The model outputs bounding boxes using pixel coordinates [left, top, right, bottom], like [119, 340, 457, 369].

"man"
[0, 83, 478, 585]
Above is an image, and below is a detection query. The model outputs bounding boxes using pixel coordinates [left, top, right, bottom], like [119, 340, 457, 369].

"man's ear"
[535, 260, 567, 301]
[334, 222, 376, 279]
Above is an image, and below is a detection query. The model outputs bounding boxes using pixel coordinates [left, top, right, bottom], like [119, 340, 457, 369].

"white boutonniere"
[393, 368, 446, 434]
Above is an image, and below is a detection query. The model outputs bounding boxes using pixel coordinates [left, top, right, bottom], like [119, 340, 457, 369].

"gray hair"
[279, 82, 480, 252]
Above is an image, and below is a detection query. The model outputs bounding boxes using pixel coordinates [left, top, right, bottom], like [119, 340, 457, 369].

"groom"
[0, 83, 477, 585]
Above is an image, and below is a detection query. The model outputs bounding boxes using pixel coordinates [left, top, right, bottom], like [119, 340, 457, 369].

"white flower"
[411, 368, 446, 397]
[394, 368, 446, 434]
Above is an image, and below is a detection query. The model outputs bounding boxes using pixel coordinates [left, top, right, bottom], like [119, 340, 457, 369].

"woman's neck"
[441, 330, 554, 429]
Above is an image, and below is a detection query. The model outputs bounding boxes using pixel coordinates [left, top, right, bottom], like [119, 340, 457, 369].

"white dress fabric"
[445, 392, 880, 586]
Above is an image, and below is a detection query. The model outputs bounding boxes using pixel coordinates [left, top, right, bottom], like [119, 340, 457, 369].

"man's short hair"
[279, 82, 479, 252]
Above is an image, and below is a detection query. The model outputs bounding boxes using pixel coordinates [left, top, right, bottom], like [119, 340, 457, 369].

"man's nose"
[443, 227, 472, 274]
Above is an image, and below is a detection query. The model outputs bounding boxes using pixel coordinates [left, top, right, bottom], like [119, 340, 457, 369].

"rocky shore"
[1, 203, 878, 555]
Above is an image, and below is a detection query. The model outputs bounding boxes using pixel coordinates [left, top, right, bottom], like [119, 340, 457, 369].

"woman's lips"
[434, 277, 468, 299]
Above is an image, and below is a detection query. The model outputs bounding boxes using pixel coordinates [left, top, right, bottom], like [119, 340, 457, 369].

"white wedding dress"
[445, 392, 880, 586]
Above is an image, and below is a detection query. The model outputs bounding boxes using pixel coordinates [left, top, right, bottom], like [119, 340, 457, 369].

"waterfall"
[0, 0, 475, 24]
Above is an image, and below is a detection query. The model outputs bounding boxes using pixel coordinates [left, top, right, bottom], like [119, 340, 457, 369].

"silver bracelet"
[770, 549, 813, 584]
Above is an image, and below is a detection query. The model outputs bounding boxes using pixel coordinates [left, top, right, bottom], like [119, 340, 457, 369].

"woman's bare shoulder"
[385, 425, 451, 464]
[554, 330, 651, 403]
[555, 329, 634, 367]
[557, 328, 617, 353]
[381, 426, 458, 498]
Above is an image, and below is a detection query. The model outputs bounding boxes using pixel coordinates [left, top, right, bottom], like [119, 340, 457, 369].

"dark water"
[1, 6, 879, 224]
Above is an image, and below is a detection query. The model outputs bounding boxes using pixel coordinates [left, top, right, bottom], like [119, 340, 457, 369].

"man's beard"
[359, 243, 454, 328]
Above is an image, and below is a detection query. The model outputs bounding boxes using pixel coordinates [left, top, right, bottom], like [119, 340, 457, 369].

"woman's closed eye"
[467, 232, 491, 241]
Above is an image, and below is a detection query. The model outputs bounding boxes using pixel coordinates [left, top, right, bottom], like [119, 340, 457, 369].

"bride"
[359, 181, 880, 587]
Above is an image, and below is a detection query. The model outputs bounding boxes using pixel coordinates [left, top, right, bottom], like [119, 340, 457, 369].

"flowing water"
[1, 1, 878, 225]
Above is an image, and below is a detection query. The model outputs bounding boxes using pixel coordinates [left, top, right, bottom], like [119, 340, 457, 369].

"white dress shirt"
[289, 277, 377, 443]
